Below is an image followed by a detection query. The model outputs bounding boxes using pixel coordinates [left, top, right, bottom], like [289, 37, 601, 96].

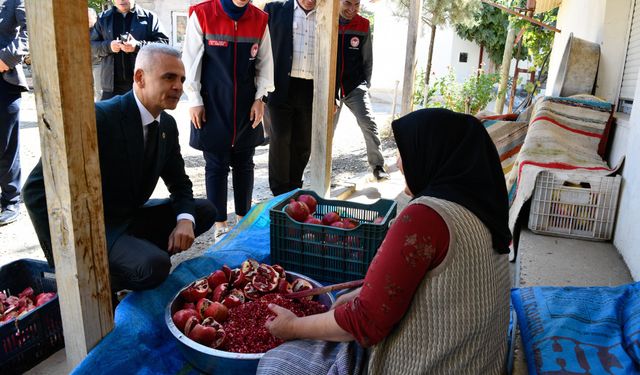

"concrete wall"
[137, 0, 194, 48]
[550, 0, 640, 280]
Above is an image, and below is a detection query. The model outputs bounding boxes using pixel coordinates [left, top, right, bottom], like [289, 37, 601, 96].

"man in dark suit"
[23, 44, 216, 292]
[91, 0, 168, 100]
[264, 0, 317, 196]
[0, 0, 28, 226]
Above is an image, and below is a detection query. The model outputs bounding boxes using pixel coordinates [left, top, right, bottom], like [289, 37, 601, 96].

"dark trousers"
[203, 147, 255, 222]
[109, 198, 216, 291]
[100, 81, 133, 101]
[267, 77, 313, 196]
[0, 79, 22, 208]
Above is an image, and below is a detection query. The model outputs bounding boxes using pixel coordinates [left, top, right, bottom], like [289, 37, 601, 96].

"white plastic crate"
[528, 171, 621, 241]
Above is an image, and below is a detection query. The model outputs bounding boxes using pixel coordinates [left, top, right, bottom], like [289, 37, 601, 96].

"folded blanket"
[507, 96, 616, 249]
[484, 119, 529, 179]
[511, 282, 640, 374]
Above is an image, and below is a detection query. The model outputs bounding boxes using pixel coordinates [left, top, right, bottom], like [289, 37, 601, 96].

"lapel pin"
[162, 132, 166, 139]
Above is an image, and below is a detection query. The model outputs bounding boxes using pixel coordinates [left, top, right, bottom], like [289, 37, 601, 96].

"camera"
[119, 33, 130, 42]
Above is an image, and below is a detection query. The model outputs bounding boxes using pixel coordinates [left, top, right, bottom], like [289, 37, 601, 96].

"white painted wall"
[550, 0, 640, 280]
[137, 0, 194, 48]
[615, 72, 640, 280]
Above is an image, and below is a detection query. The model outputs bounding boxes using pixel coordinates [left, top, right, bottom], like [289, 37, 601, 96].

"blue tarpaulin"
[511, 283, 640, 374]
[72, 197, 280, 375]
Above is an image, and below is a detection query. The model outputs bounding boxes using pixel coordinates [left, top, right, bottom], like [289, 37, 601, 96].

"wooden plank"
[24, 0, 113, 367]
[481, 0, 561, 33]
[400, 0, 421, 116]
[309, 0, 340, 197]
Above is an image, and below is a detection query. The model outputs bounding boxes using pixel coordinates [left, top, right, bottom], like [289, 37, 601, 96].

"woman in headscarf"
[257, 108, 512, 375]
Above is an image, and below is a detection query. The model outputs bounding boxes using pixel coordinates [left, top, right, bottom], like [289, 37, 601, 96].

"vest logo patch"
[350, 37, 360, 48]
[250, 43, 259, 58]
[208, 40, 228, 47]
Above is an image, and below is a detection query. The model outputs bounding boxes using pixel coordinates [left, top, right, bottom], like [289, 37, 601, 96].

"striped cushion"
[484, 120, 529, 179]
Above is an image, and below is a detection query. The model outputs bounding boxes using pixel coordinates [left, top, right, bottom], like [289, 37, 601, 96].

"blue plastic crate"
[270, 190, 397, 283]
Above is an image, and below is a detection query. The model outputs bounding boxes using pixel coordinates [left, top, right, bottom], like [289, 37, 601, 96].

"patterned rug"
[506, 96, 617, 255]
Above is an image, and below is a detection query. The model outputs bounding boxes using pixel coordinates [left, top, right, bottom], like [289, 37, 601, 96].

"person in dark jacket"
[334, 0, 388, 181]
[91, 0, 168, 100]
[183, 0, 274, 238]
[264, 0, 317, 196]
[0, 0, 28, 226]
[23, 45, 216, 291]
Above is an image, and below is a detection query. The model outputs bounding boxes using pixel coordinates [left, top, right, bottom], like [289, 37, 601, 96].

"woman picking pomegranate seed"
[257, 108, 512, 374]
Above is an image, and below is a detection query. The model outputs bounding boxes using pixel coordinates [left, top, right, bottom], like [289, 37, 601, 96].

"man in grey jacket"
[0, 0, 28, 226]
[91, 0, 168, 100]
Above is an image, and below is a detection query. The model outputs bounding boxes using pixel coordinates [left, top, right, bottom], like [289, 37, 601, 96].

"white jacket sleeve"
[254, 25, 275, 100]
[182, 13, 205, 107]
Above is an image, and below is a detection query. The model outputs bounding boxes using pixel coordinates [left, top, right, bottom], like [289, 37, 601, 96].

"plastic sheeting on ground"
[72, 196, 279, 375]
[511, 282, 640, 374]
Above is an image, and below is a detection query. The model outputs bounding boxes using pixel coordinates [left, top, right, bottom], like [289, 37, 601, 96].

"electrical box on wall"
[459, 52, 468, 63]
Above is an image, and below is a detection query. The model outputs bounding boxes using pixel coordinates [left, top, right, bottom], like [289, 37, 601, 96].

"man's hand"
[0, 58, 9, 73]
[190, 106, 206, 129]
[110, 40, 123, 53]
[122, 35, 138, 53]
[249, 99, 264, 129]
[265, 304, 299, 340]
[167, 219, 195, 254]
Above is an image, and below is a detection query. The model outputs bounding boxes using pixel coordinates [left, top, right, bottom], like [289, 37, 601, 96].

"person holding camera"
[91, 0, 168, 100]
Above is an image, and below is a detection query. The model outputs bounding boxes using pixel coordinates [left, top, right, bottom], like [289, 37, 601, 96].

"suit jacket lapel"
[120, 92, 145, 197]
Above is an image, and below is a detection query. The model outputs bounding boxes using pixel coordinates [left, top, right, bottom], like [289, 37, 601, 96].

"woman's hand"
[265, 304, 299, 340]
[331, 287, 362, 310]
[190, 106, 206, 129]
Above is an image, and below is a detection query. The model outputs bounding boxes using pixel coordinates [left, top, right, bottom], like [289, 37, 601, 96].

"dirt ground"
[0, 91, 398, 271]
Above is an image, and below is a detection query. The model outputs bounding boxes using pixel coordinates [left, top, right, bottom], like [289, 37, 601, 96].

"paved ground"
[0, 89, 399, 271]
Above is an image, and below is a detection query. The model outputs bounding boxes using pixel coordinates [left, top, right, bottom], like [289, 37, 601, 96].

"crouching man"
[23, 44, 216, 292]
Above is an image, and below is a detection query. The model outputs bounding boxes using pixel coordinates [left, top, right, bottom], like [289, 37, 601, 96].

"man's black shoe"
[0, 204, 20, 226]
[373, 166, 390, 181]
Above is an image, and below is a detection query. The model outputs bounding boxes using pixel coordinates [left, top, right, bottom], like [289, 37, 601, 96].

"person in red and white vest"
[182, 0, 274, 238]
[334, 0, 388, 181]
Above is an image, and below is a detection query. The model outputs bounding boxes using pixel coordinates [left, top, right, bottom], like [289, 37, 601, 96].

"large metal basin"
[165, 271, 334, 375]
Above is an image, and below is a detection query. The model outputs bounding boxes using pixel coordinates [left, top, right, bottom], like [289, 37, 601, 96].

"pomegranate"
[229, 268, 248, 288]
[272, 264, 286, 279]
[252, 264, 279, 293]
[241, 258, 259, 278]
[172, 309, 199, 331]
[243, 282, 262, 300]
[34, 292, 56, 307]
[187, 319, 221, 347]
[212, 283, 229, 302]
[182, 302, 196, 311]
[297, 194, 318, 214]
[277, 278, 292, 294]
[201, 317, 227, 349]
[322, 211, 341, 225]
[221, 265, 232, 280]
[196, 298, 229, 323]
[180, 278, 210, 302]
[18, 287, 34, 299]
[373, 216, 385, 224]
[291, 278, 313, 299]
[222, 293, 243, 309]
[304, 216, 322, 225]
[341, 218, 359, 229]
[284, 199, 310, 222]
[207, 270, 228, 289]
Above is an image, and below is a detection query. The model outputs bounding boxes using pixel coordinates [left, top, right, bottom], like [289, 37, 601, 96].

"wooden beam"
[400, 0, 422, 116]
[24, 0, 113, 367]
[309, 0, 340, 197]
[481, 0, 561, 33]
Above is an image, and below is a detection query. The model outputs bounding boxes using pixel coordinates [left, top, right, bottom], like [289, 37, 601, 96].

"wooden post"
[24, 0, 114, 367]
[309, 0, 340, 197]
[400, 0, 421, 116]
[495, 23, 516, 114]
